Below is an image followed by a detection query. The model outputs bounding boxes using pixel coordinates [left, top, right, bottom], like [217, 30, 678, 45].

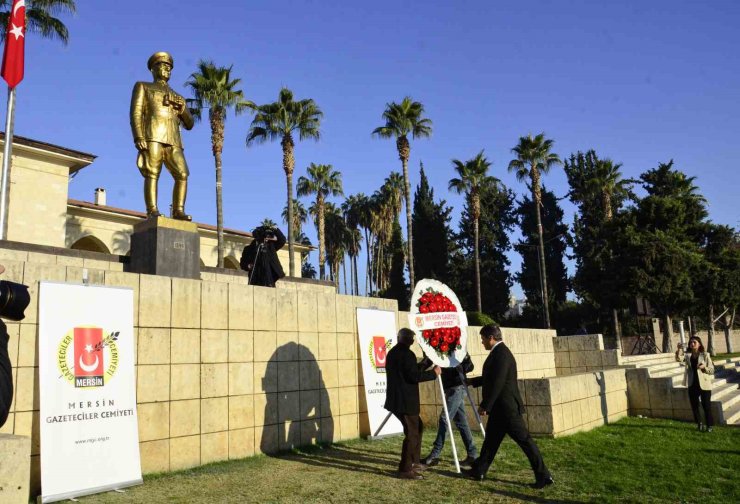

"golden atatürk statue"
[130, 52, 194, 220]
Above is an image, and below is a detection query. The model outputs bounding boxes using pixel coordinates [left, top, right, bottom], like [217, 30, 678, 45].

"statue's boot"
[172, 179, 191, 221]
[172, 208, 192, 221]
[144, 177, 161, 217]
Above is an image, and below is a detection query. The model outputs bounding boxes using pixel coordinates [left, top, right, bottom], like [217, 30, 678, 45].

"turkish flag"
[74, 327, 104, 377]
[1, 0, 25, 88]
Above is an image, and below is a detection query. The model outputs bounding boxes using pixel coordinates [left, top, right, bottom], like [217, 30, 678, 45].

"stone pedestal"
[129, 216, 200, 279]
[0, 434, 31, 504]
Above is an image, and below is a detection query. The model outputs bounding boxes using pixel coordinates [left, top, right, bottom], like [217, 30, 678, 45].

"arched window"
[223, 256, 240, 270]
[69, 235, 110, 254]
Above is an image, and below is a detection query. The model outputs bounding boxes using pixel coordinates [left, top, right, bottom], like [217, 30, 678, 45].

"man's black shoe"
[531, 476, 554, 489]
[460, 456, 476, 468]
[421, 455, 439, 467]
[462, 468, 484, 481]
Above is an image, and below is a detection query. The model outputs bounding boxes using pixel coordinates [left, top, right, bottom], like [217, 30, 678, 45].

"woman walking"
[675, 336, 715, 432]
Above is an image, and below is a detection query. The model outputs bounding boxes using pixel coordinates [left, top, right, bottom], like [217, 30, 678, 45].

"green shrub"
[466, 311, 496, 327]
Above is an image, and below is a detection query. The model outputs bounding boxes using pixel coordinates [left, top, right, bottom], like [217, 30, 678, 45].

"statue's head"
[147, 51, 173, 81]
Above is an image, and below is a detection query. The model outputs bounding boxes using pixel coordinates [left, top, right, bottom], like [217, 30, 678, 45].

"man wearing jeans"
[421, 354, 478, 467]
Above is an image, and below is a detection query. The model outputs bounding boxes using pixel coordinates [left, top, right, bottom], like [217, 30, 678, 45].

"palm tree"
[185, 60, 252, 267]
[508, 133, 562, 329]
[297, 163, 343, 280]
[247, 88, 322, 277]
[588, 158, 631, 348]
[372, 97, 432, 289]
[350, 193, 372, 294]
[282, 198, 308, 238]
[1, 0, 76, 44]
[260, 218, 278, 228]
[381, 171, 404, 221]
[342, 194, 366, 295]
[587, 158, 631, 221]
[449, 151, 498, 312]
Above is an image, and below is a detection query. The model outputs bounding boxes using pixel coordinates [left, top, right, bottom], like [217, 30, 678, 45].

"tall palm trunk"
[282, 135, 296, 277]
[211, 110, 225, 268]
[472, 195, 482, 312]
[318, 197, 326, 280]
[603, 191, 621, 348]
[364, 228, 371, 294]
[707, 305, 715, 356]
[723, 307, 735, 353]
[662, 314, 672, 353]
[397, 137, 415, 289]
[342, 257, 348, 294]
[612, 309, 622, 353]
[353, 254, 359, 296]
[532, 167, 551, 329]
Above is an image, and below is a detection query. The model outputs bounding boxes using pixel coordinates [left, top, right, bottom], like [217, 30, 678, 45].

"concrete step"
[723, 402, 740, 425]
[649, 362, 685, 374]
[652, 366, 684, 378]
[720, 390, 740, 411]
[715, 361, 740, 373]
[622, 353, 676, 366]
[669, 373, 737, 388]
[713, 381, 740, 400]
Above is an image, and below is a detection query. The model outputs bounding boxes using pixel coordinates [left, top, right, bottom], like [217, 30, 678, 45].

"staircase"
[623, 354, 740, 425]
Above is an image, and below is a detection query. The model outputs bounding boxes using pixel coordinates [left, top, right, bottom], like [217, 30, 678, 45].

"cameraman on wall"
[0, 263, 30, 429]
[1, 266, 14, 428]
[240, 226, 286, 288]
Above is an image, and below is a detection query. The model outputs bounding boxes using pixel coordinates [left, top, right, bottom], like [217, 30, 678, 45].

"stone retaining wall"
[0, 247, 392, 497]
[553, 334, 621, 376]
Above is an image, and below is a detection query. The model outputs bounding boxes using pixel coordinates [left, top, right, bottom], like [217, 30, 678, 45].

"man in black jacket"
[466, 324, 553, 489]
[0, 263, 12, 428]
[0, 318, 12, 429]
[240, 226, 286, 287]
[420, 354, 478, 467]
[384, 328, 440, 480]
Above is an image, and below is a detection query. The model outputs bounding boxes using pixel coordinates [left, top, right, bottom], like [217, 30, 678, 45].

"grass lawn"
[78, 417, 738, 504]
[714, 352, 740, 360]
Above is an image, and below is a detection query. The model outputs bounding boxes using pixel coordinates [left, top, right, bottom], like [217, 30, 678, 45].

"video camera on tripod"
[251, 225, 278, 244]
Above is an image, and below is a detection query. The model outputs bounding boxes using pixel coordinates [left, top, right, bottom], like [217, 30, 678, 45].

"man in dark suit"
[466, 324, 553, 489]
[384, 328, 441, 480]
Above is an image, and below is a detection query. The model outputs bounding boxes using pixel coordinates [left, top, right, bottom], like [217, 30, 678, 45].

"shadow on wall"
[261, 342, 334, 454]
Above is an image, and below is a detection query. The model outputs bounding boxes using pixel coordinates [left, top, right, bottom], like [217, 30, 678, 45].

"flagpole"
[0, 86, 16, 239]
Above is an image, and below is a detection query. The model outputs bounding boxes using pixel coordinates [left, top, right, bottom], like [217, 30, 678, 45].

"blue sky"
[8, 0, 740, 298]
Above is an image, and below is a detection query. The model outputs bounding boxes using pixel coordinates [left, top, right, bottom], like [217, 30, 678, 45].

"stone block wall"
[553, 334, 622, 376]
[0, 434, 31, 504]
[521, 369, 628, 437]
[0, 247, 398, 496]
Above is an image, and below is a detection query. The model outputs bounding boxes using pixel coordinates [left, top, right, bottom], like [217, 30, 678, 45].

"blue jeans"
[429, 385, 478, 459]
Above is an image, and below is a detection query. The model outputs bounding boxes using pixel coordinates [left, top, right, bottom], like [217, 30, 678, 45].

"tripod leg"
[249, 243, 263, 284]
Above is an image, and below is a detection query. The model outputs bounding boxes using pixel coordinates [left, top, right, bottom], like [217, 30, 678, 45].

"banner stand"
[371, 411, 395, 439]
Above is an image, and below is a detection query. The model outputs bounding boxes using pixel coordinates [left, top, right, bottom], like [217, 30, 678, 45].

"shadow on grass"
[701, 448, 740, 455]
[285, 444, 399, 477]
[606, 422, 688, 431]
[488, 488, 587, 504]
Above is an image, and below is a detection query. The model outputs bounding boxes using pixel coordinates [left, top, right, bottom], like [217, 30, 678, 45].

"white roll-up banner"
[356, 308, 403, 437]
[39, 282, 142, 502]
